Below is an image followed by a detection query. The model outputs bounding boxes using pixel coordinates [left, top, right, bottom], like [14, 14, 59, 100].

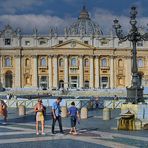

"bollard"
[103, 108, 111, 120]
[134, 119, 142, 130]
[81, 107, 88, 119]
[18, 105, 26, 116]
[61, 106, 67, 118]
[87, 101, 93, 110]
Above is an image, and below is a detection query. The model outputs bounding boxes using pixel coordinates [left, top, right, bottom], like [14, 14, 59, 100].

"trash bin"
[18, 105, 26, 116]
[81, 107, 88, 119]
[103, 108, 111, 120]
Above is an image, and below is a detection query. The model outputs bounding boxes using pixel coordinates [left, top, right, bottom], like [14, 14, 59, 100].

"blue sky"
[0, 0, 147, 34]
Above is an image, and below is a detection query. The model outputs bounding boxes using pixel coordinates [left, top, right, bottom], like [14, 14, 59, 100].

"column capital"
[53, 55, 58, 58]
[94, 55, 99, 59]
[79, 55, 84, 58]
[89, 55, 95, 58]
[64, 55, 69, 58]
[48, 55, 54, 58]
[31, 55, 38, 58]
[14, 55, 21, 58]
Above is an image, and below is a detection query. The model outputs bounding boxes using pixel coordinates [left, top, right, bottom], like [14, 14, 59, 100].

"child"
[68, 102, 80, 135]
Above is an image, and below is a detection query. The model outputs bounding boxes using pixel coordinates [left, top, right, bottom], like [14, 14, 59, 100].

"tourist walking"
[95, 96, 99, 109]
[68, 101, 80, 135]
[34, 99, 45, 135]
[0, 100, 7, 124]
[51, 97, 63, 134]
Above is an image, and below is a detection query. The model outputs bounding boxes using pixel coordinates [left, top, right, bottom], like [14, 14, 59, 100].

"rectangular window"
[59, 40, 63, 44]
[137, 41, 143, 47]
[25, 41, 30, 46]
[84, 41, 88, 44]
[5, 39, 11, 45]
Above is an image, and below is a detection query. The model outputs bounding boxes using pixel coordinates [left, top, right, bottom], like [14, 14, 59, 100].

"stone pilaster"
[53, 55, 58, 89]
[90, 56, 94, 88]
[48, 55, 53, 89]
[79, 55, 84, 88]
[32, 55, 38, 88]
[15, 55, 21, 88]
[110, 56, 114, 89]
[0, 56, 4, 88]
[95, 56, 100, 88]
[64, 56, 69, 89]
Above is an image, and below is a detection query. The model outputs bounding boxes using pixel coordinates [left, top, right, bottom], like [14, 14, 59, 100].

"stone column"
[90, 56, 94, 88]
[48, 55, 53, 89]
[95, 56, 100, 88]
[0, 56, 4, 88]
[15, 55, 21, 88]
[32, 55, 38, 88]
[64, 56, 69, 89]
[53, 55, 58, 89]
[79, 56, 84, 88]
[114, 57, 117, 88]
[110, 56, 114, 89]
[125, 56, 132, 87]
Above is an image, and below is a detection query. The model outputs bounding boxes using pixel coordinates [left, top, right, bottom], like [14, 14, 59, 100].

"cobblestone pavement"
[0, 108, 148, 148]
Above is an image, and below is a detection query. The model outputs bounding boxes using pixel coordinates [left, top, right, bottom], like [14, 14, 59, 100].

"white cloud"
[92, 8, 148, 34]
[0, 14, 74, 34]
[0, 0, 43, 14]
[0, 8, 147, 35]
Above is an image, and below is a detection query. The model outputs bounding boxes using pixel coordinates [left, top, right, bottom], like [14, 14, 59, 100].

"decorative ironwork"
[113, 6, 148, 103]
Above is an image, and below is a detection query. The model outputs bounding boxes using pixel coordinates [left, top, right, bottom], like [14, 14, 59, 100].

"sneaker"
[60, 131, 64, 134]
[41, 132, 46, 135]
[36, 132, 39, 135]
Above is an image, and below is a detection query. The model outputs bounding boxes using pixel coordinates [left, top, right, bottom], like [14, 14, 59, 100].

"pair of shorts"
[36, 112, 44, 122]
[70, 116, 76, 127]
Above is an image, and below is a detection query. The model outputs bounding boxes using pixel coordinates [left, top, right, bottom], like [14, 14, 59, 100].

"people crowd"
[0, 95, 103, 136]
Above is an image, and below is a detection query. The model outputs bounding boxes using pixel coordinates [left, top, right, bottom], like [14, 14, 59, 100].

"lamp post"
[113, 6, 148, 103]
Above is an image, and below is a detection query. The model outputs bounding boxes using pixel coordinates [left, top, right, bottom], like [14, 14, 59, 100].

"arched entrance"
[5, 71, 13, 88]
[59, 80, 64, 89]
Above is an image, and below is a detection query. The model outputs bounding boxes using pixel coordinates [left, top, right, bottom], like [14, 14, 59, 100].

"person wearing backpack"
[68, 101, 80, 135]
[51, 97, 63, 134]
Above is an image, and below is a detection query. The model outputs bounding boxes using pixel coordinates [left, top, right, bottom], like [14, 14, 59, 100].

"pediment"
[52, 39, 94, 49]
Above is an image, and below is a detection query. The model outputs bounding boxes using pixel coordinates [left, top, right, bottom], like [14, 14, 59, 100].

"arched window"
[118, 59, 123, 67]
[5, 71, 13, 88]
[84, 80, 89, 88]
[59, 80, 64, 88]
[71, 58, 77, 67]
[101, 58, 107, 67]
[138, 59, 144, 68]
[5, 57, 11, 67]
[40, 57, 46, 67]
[59, 58, 64, 67]
[84, 59, 89, 67]
[25, 58, 30, 67]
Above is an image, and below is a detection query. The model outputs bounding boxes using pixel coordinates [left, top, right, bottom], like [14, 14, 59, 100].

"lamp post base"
[126, 86, 144, 103]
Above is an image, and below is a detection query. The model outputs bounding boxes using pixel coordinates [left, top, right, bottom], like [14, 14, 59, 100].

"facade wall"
[0, 25, 148, 90]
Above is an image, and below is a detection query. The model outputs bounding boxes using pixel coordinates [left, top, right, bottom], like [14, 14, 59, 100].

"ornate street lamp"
[113, 6, 148, 103]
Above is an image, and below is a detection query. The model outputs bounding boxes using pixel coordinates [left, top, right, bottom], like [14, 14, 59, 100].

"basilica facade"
[0, 6, 148, 90]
